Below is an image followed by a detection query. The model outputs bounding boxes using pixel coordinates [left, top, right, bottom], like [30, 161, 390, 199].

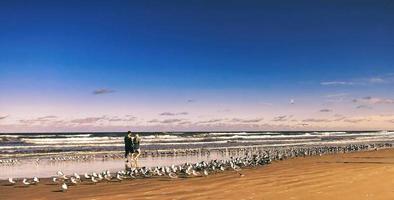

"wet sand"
[1, 148, 393, 200]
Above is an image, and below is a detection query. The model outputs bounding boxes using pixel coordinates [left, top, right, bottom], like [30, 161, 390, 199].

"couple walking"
[124, 131, 141, 168]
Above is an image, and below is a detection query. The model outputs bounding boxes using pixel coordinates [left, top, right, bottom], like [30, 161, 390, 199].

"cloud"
[319, 109, 332, 113]
[324, 93, 349, 98]
[321, 74, 394, 87]
[197, 119, 224, 124]
[353, 96, 394, 105]
[70, 117, 105, 124]
[107, 116, 136, 122]
[148, 118, 185, 124]
[324, 93, 349, 102]
[159, 112, 189, 116]
[302, 118, 332, 123]
[37, 115, 58, 120]
[92, 88, 115, 95]
[18, 116, 64, 126]
[187, 99, 196, 103]
[356, 105, 372, 109]
[368, 77, 386, 84]
[272, 115, 292, 122]
[320, 81, 355, 86]
[19, 115, 59, 124]
[343, 118, 369, 123]
[290, 99, 295, 104]
[230, 118, 264, 123]
[0, 115, 9, 120]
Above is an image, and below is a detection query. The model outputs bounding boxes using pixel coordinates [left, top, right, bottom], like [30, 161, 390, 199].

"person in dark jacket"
[124, 131, 134, 162]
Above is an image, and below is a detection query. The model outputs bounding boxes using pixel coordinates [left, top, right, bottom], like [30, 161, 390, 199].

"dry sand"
[1, 148, 394, 200]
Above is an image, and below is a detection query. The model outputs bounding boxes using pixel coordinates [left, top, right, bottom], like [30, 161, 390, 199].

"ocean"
[1, 131, 394, 159]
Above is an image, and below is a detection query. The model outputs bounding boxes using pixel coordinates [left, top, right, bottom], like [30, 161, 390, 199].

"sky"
[0, 0, 394, 132]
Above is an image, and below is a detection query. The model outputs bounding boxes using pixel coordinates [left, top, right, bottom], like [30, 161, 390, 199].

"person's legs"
[133, 150, 141, 168]
[124, 147, 129, 159]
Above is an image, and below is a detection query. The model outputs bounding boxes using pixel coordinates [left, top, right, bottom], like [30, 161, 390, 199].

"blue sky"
[0, 0, 393, 132]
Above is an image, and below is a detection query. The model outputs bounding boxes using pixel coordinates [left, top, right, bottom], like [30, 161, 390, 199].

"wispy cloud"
[19, 116, 64, 126]
[302, 118, 332, 123]
[107, 115, 136, 122]
[148, 118, 186, 124]
[320, 81, 355, 86]
[319, 109, 332, 113]
[187, 99, 196, 103]
[353, 96, 394, 105]
[0, 115, 9, 120]
[70, 117, 105, 124]
[197, 119, 224, 124]
[356, 105, 372, 109]
[272, 115, 292, 122]
[230, 118, 264, 123]
[324, 93, 349, 98]
[321, 74, 394, 87]
[343, 118, 370, 123]
[159, 112, 189, 116]
[93, 88, 115, 95]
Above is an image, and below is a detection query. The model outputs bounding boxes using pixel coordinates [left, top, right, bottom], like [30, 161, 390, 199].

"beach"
[1, 148, 393, 200]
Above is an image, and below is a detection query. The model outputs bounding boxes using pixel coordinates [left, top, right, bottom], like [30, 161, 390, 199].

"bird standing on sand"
[33, 177, 40, 184]
[84, 173, 90, 179]
[52, 177, 59, 184]
[22, 178, 30, 186]
[168, 172, 178, 179]
[70, 177, 78, 185]
[73, 173, 81, 180]
[91, 176, 98, 184]
[8, 178, 16, 185]
[116, 174, 123, 181]
[61, 183, 68, 192]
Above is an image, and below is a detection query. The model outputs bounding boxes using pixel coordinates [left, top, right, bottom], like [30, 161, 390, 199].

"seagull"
[52, 177, 59, 184]
[104, 174, 112, 181]
[8, 178, 16, 185]
[192, 170, 201, 176]
[116, 174, 123, 181]
[61, 183, 68, 192]
[203, 170, 209, 176]
[84, 173, 90, 179]
[70, 177, 78, 185]
[91, 176, 98, 184]
[73, 173, 81, 180]
[98, 174, 103, 181]
[57, 171, 64, 176]
[33, 177, 40, 184]
[168, 172, 178, 179]
[22, 178, 30, 186]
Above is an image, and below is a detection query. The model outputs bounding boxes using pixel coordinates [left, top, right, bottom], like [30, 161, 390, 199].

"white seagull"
[33, 177, 40, 184]
[8, 178, 16, 185]
[84, 173, 90, 179]
[70, 177, 78, 185]
[116, 174, 123, 181]
[61, 183, 68, 192]
[73, 173, 81, 180]
[22, 178, 31, 186]
[91, 176, 98, 184]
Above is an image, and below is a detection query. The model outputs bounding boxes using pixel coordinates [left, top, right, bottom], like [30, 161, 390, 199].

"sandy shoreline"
[1, 148, 393, 200]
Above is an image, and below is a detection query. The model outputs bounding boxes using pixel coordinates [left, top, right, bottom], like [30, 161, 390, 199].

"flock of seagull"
[4, 142, 393, 193]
